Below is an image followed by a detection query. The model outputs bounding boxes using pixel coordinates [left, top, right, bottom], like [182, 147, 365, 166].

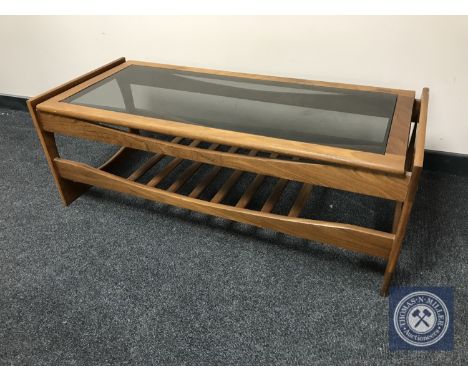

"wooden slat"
[40, 114, 410, 201]
[288, 184, 313, 217]
[147, 140, 201, 187]
[261, 179, 289, 213]
[54, 158, 395, 259]
[188, 147, 238, 198]
[235, 153, 278, 208]
[235, 174, 266, 209]
[127, 137, 183, 181]
[167, 143, 219, 192]
[210, 150, 258, 203]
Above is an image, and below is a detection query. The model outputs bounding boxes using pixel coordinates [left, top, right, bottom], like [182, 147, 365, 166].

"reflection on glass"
[65, 65, 397, 154]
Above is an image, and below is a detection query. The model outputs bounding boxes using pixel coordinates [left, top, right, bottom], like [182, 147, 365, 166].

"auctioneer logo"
[389, 287, 453, 351]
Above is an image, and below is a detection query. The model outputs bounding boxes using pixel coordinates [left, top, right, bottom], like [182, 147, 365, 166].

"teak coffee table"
[28, 58, 429, 296]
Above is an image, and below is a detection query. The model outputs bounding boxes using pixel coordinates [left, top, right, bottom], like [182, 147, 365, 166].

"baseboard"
[0, 94, 28, 111]
[1, 95, 467, 177]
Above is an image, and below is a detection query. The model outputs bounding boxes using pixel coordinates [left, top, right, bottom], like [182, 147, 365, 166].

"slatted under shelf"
[122, 137, 312, 218]
[53, 135, 396, 259]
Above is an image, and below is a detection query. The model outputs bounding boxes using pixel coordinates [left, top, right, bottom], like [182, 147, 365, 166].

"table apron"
[39, 112, 411, 202]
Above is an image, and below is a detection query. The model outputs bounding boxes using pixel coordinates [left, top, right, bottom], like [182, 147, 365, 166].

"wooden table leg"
[28, 102, 90, 205]
[381, 167, 422, 296]
[381, 88, 429, 296]
[381, 199, 414, 296]
[27, 57, 126, 206]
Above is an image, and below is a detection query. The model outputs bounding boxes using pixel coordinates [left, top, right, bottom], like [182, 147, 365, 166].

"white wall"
[1, 16, 467, 154]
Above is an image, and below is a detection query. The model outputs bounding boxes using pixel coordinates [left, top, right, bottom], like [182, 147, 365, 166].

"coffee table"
[27, 58, 429, 296]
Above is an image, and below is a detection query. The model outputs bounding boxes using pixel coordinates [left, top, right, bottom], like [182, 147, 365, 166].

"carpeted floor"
[0, 107, 467, 365]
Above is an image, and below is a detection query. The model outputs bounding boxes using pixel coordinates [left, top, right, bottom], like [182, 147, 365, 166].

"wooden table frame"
[27, 57, 429, 296]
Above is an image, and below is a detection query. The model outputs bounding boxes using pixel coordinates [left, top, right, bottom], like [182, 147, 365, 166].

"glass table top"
[64, 65, 398, 154]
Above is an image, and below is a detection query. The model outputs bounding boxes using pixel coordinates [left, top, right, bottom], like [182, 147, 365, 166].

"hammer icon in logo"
[412, 308, 432, 328]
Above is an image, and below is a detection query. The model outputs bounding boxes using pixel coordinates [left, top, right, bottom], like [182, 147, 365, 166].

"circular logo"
[393, 291, 449, 347]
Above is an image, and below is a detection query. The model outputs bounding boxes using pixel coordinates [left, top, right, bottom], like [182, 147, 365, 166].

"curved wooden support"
[54, 158, 395, 259]
[40, 113, 410, 201]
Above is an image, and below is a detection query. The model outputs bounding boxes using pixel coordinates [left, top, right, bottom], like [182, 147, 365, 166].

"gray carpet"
[0, 107, 467, 365]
